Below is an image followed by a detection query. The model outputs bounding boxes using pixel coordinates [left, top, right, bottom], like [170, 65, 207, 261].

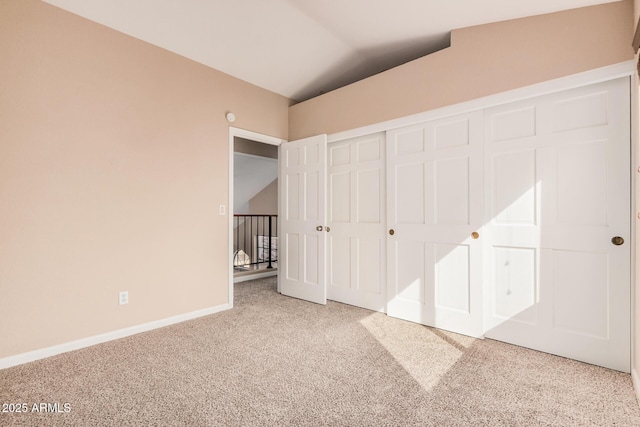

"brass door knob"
[611, 236, 624, 246]
[471, 232, 479, 239]
[389, 229, 395, 236]
[316, 225, 323, 232]
[325, 226, 331, 232]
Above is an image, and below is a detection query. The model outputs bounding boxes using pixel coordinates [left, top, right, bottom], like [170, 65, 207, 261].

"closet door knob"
[325, 226, 331, 232]
[611, 236, 624, 246]
[316, 225, 323, 232]
[471, 232, 480, 239]
[389, 229, 395, 236]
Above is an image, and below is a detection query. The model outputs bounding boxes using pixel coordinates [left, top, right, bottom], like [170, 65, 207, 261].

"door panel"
[286, 174, 300, 220]
[395, 163, 425, 224]
[279, 135, 327, 304]
[435, 118, 470, 149]
[492, 246, 537, 324]
[330, 172, 350, 222]
[329, 236, 350, 290]
[285, 233, 300, 281]
[435, 243, 470, 313]
[552, 250, 608, 338]
[483, 77, 630, 372]
[387, 111, 484, 337]
[493, 150, 536, 225]
[434, 157, 469, 225]
[327, 133, 386, 312]
[555, 140, 607, 226]
[395, 240, 425, 303]
[357, 238, 383, 294]
[357, 169, 382, 223]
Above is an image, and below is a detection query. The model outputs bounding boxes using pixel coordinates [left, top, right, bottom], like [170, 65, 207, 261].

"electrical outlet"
[119, 291, 129, 305]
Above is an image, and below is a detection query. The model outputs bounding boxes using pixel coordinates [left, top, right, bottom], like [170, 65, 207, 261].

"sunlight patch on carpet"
[359, 313, 466, 392]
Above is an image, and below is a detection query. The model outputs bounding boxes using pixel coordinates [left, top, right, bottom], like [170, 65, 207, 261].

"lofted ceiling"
[43, 0, 621, 102]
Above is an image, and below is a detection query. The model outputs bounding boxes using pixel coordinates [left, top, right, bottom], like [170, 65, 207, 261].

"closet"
[280, 76, 631, 372]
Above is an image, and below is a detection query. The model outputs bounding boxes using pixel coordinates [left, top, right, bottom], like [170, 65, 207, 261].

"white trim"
[229, 127, 286, 146]
[633, 368, 640, 405]
[631, 68, 639, 383]
[234, 269, 278, 283]
[0, 303, 231, 370]
[328, 61, 636, 143]
[228, 127, 285, 305]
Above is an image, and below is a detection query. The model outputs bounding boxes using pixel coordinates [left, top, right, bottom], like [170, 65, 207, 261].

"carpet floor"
[1, 276, 639, 426]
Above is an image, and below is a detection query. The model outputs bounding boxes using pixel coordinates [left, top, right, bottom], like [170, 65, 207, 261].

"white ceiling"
[43, 0, 620, 102]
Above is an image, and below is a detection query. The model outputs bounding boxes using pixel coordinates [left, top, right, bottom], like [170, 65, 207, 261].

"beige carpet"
[1, 276, 639, 426]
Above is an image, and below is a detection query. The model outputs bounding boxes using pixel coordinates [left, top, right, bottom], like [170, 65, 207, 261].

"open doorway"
[228, 128, 284, 304]
[233, 137, 278, 277]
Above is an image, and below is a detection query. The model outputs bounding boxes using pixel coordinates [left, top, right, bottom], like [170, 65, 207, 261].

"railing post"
[267, 215, 273, 269]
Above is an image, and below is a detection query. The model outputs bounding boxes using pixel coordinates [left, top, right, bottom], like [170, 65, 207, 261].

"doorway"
[228, 128, 285, 305]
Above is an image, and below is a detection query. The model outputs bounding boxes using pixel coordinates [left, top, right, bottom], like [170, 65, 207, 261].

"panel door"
[386, 112, 484, 337]
[279, 135, 327, 304]
[483, 77, 630, 371]
[327, 133, 386, 312]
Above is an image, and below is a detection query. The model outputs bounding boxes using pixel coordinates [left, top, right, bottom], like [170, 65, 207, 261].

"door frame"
[228, 127, 286, 307]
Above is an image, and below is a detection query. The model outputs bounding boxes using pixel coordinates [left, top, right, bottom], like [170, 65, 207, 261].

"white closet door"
[483, 77, 630, 372]
[279, 135, 327, 304]
[327, 133, 386, 312]
[386, 112, 484, 337]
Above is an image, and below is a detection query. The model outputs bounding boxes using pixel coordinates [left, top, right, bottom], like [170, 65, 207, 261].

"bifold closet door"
[483, 77, 630, 372]
[327, 133, 386, 312]
[386, 112, 484, 337]
[279, 135, 327, 305]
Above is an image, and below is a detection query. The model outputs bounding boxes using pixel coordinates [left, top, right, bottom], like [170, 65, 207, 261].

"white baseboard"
[0, 303, 232, 370]
[234, 270, 277, 283]
[632, 368, 640, 406]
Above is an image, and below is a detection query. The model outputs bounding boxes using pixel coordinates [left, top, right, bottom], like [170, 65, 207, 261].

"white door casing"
[279, 135, 328, 304]
[482, 77, 631, 372]
[327, 133, 386, 312]
[386, 111, 484, 338]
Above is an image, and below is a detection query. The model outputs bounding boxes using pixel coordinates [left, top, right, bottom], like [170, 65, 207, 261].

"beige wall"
[289, 1, 633, 140]
[249, 180, 278, 215]
[0, 0, 289, 358]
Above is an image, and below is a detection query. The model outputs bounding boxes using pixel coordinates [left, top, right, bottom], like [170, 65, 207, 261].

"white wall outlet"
[219, 204, 226, 215]
[119, 291, 129, 305]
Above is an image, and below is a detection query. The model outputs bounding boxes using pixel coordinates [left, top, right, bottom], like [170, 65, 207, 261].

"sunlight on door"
[387, 77, 630, 372]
